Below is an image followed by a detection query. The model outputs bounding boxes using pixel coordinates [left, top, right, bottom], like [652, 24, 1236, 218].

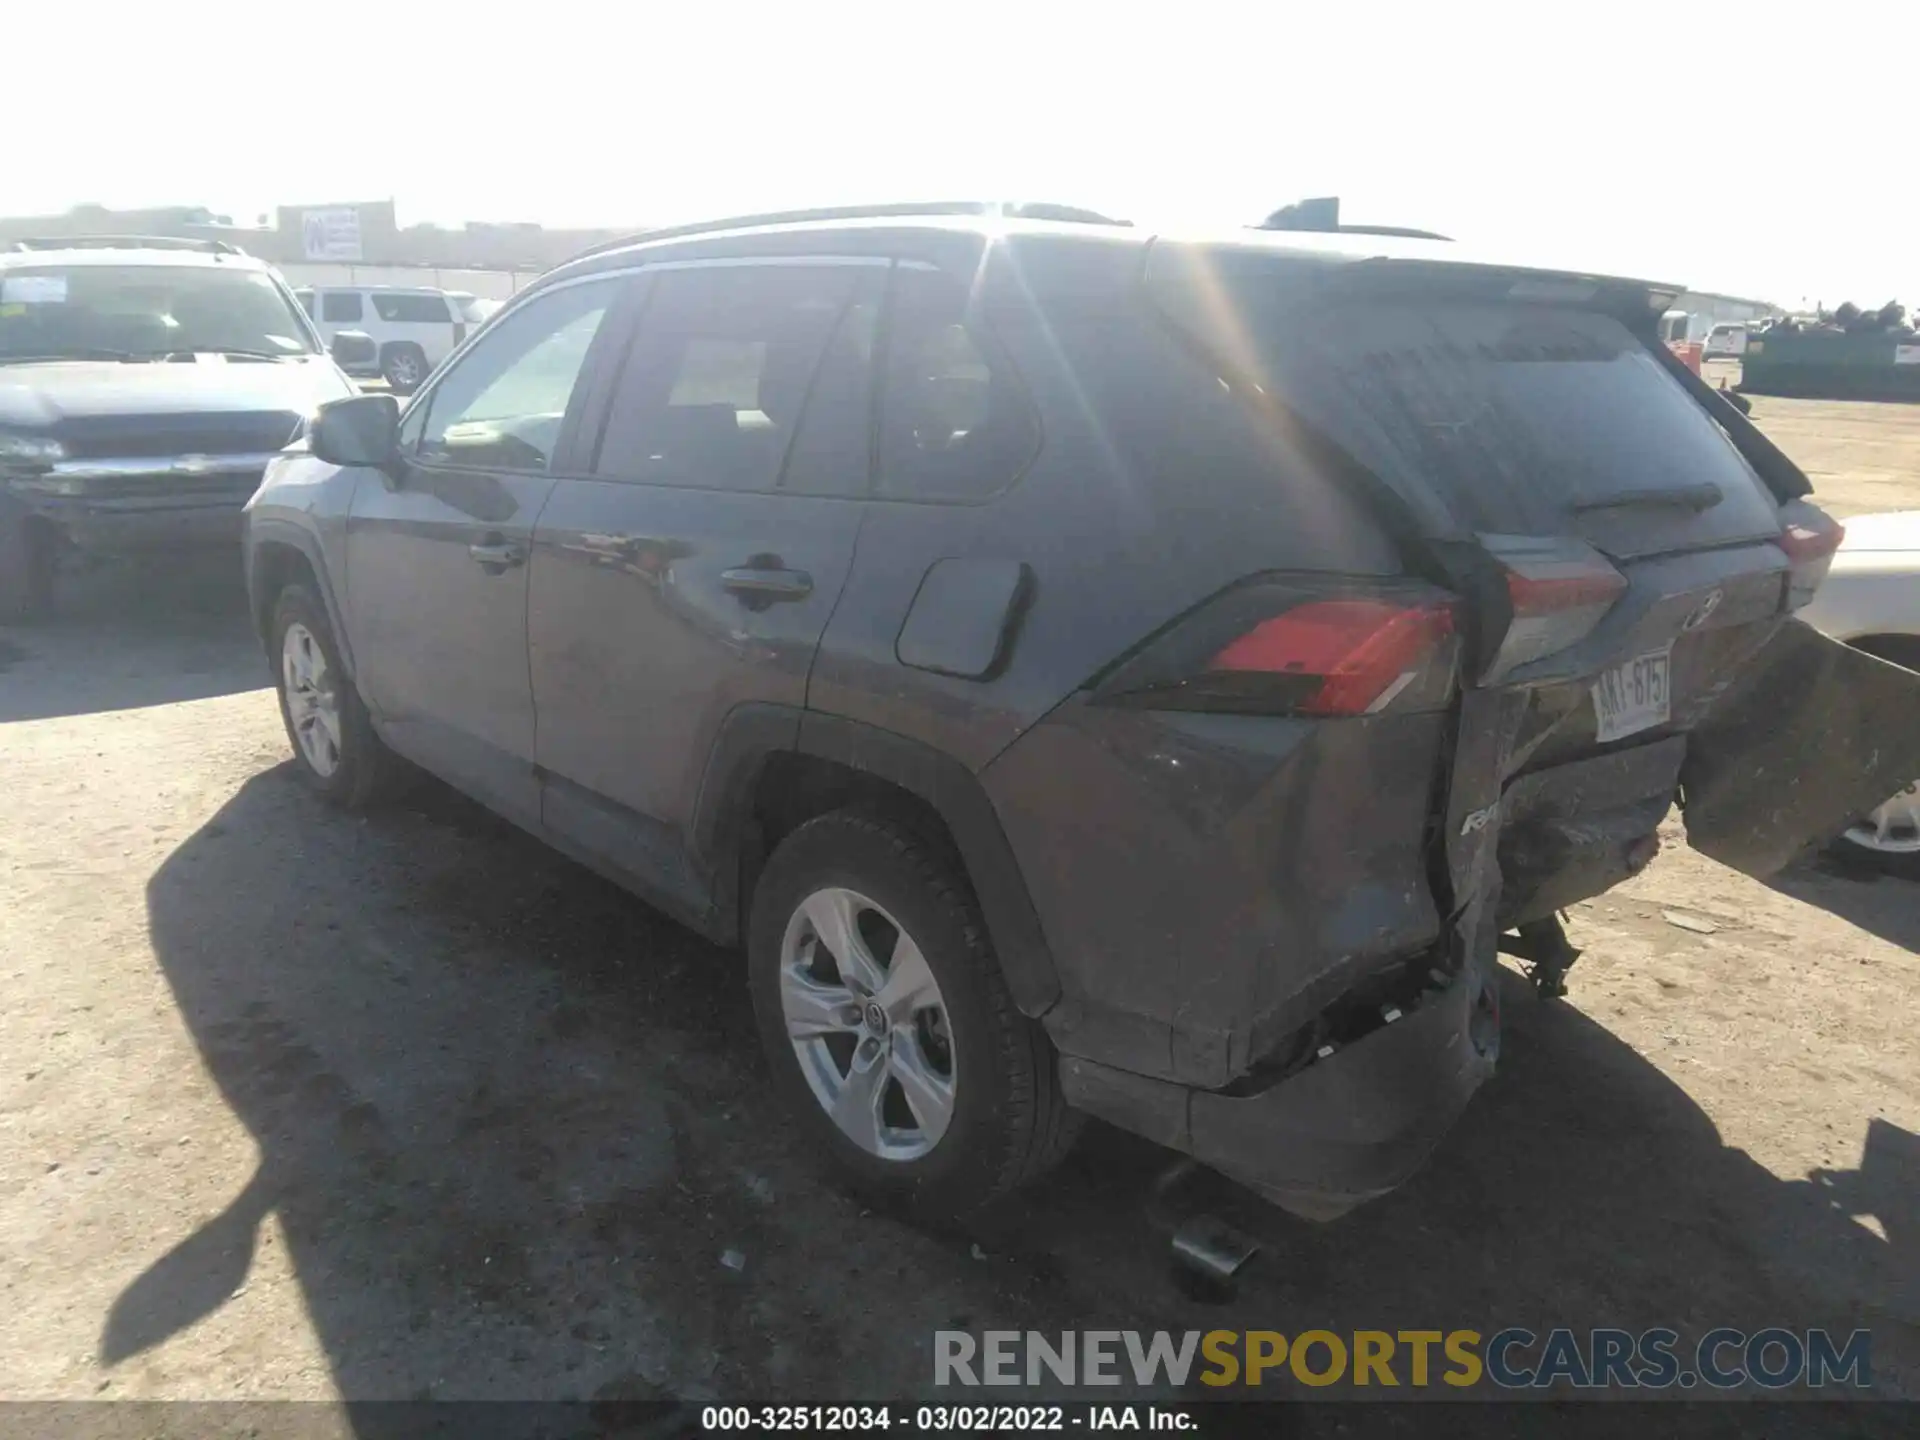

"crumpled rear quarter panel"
[981, 699, 1447, 1089]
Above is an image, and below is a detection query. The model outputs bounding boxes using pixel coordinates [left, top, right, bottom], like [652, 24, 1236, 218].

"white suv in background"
[1704, 322, 1749, 359]
[293, 286, 500, 392]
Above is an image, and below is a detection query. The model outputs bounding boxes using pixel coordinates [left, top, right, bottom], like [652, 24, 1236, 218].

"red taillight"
[1090, 580, 1462, 717]
[1776, 500, 1843, 609]
[1778, 515, 1844, 560]
[1208, 598, 1456, 716]
[1477, 535, 1629, 681]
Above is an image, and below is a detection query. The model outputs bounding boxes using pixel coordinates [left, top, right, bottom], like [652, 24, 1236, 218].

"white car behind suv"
[1798, 510, 1920, 873]
[293, 285, 497, 392]
[1704, 322, 1749, 359]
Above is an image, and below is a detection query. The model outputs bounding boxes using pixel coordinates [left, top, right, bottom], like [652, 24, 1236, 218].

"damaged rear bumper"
[999, 618, 1920, 1222]
[1058, 969, 1497, 1220]
[1682, 618, 1920, 875]
[1497, 736, 1684, 925]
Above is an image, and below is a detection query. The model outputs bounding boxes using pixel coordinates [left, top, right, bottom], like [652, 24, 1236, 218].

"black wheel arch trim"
[691, 704, 1062, 1018]
[246, 518, 356, 680]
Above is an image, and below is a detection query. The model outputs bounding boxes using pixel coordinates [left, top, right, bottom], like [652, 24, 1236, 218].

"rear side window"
[373, 292, 452, 323]
[319, 291, 362, 323]
[1252, 301, 1770, 534]
[875, 267, 1038, 503]
[592, 265, 865, 493]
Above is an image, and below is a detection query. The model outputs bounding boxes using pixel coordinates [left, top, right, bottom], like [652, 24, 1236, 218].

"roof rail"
[569, 200, 1131, 262]
[7, 234, 247, 256]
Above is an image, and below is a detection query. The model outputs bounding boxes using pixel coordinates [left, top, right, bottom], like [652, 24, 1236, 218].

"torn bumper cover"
[1681, 619, 1920, 876]
[1059, 968, 1496, 1221]
[1498, 737, 1683, 925]
[1052, 622, 1920, 1223]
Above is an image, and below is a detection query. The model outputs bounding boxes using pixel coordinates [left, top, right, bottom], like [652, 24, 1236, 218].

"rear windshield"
[1252, 301, 1766, 534]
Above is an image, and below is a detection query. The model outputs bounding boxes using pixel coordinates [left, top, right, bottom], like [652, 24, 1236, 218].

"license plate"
[1592, 647, 1672, 743]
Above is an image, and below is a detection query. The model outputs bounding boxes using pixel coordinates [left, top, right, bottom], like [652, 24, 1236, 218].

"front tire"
[748, 811, 1080, 1215]
[270, 584, 401, 808]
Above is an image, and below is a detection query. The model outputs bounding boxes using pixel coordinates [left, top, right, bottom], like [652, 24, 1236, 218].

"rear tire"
[0, 503, 55, 624]
[380, 343, 428, 394]
[269, 584, 403, 808]
[748, 810, 1081, 1216]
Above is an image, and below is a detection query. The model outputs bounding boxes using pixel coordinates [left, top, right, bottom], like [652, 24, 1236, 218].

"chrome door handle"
[721, 567, 812, 601]
[469, 541, 525, 570]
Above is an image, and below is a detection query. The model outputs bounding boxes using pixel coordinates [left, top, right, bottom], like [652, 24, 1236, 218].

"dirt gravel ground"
[1, 400, 1916, 1430]
[1741, 386, 1920, 521]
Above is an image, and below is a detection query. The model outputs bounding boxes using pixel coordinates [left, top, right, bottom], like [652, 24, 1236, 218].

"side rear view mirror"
[329, 330, 378, 370]
[310, 394, 400, 469]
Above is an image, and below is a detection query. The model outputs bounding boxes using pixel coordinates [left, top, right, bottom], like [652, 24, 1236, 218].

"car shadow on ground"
[122, 768, 1917, 1429]
[1765, 855, 1920, 954]
[0, 559, 263, 723]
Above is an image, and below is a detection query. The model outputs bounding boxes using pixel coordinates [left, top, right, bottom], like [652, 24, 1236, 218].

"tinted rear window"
[875, 266, 1039, 504]
[1249, 301, 1770, 535]
[373, 292, 452, 323]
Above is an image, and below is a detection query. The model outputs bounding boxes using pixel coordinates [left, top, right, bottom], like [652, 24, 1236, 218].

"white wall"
[272, 262, 539, 299]
[1674, 293, 1780, 341]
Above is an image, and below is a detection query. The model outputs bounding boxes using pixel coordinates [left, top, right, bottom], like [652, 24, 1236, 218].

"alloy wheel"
[282, 621, 343, 778]
[386, 352, 423, 387]
[779, 886, 956, 1161]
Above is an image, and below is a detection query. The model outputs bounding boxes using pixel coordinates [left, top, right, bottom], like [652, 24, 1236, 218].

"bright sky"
[13, 1, 1913, 309]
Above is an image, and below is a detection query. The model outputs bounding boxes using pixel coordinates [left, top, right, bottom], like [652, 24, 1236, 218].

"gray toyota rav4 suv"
[242, 202, 1920, 1220]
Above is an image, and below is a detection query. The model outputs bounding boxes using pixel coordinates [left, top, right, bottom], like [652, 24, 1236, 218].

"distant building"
[0, 200, 634, 275]
[1668, 291, 1782, 344]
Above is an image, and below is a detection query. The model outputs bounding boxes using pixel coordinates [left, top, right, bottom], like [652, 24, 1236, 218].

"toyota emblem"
[1682, 588, 1724, 631]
